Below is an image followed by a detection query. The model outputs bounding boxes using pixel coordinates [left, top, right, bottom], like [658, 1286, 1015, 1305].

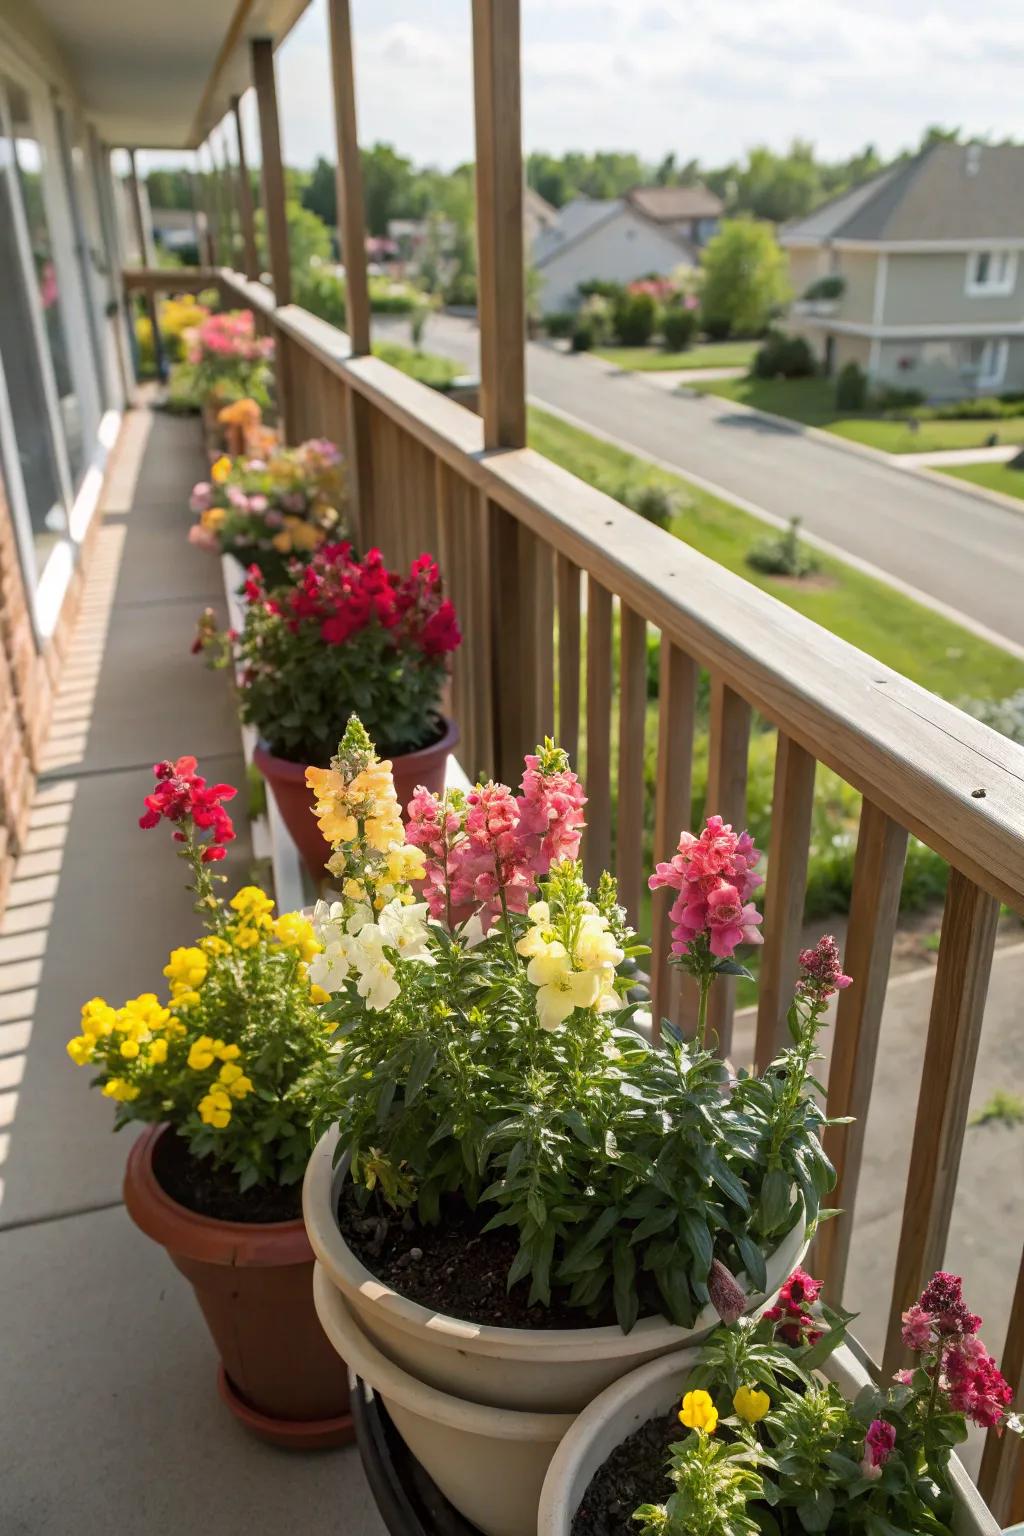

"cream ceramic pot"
[313, 1266, 574, 1536]
[538, 1343, 1000, 1536]
[303, 1126, 810, 1415]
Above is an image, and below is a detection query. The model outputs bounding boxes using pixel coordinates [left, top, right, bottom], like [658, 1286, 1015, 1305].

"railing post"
[327, 0, 370, 356]
[754, 734, 816, 1069]
[231, 96, 259, 280]
[471, 0, 526, 449]
[705, 679, 751, 1054]
[127, 147, 165, 380]
[250, 36, 295, 442]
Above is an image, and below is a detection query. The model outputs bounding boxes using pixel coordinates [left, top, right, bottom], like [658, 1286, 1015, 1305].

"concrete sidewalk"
[0, 404, 383, 1535]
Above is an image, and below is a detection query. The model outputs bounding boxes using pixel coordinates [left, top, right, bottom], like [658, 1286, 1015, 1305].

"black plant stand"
[349, 1374, 481, 1536]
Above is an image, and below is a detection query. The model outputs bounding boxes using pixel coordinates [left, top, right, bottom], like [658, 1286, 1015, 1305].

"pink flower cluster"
[648, 815, 763, 959]
[406, 748, 587, 930]
[796, 935, 853, 1003]
[139, 756, 237, 862]
[188, 309, 275, 365]
[900, 1272, 1013, 1430]
[764, 1267, 824, 1347]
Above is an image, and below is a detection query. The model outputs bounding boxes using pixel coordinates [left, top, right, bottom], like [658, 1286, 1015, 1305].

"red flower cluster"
[764, 1267, 824, 1347]
[900, 1271, 1013, 1430]
[944, 1336, 1013, 1429]
[245, 543, 461, 657]
[918, 1270, 982, 1338]
[139, 756, 237, 863]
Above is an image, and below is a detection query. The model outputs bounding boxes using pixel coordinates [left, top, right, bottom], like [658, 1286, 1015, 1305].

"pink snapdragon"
[900, 1303, 934, 1352]
[861, 1419, 896, 1479]
[899, 1271, 1016, 1433]
[944, 1336, 1013, 1429]
[796, 935, 853, 1002]
[648, 815, 763, 960]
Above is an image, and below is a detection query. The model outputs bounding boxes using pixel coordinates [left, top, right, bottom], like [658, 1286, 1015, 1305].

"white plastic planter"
[538, 1343, 999, 1536]
[313, 1266, 574, 1536]
[303, 1126, 809, 1415]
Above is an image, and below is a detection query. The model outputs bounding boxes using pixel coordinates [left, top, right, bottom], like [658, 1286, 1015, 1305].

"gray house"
[780, 143, 1024, 399]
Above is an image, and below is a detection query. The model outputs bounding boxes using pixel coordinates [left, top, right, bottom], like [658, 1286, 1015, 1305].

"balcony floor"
[0, 401, 384, 1535]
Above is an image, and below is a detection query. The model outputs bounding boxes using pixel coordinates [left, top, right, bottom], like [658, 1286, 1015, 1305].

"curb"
[915, 462, 1024, 521]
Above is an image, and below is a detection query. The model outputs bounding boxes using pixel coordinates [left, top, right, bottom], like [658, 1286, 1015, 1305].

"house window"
[957, 338, 1008, 389]
[965, 249, 1017, 296]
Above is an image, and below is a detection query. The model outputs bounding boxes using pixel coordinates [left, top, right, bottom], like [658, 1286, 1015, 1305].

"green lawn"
[372, 340, 462, 391]
[692, 375, 1024, 455]
[936, 460, 1024, 502]
[526, 405, 1023, 702]
[594, 340, 759, 373]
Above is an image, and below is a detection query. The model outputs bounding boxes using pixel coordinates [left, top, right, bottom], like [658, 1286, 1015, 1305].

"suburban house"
[781, 142, 1024, 398]
[532, 182, 723, 314]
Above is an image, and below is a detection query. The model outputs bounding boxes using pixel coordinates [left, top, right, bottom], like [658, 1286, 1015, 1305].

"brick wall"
[0, 484, 99, 913]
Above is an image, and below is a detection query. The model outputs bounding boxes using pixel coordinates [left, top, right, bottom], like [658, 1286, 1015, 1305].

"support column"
[231, 95, 259, 280]
[127, 147, 164, 379]
[327, 0, 370, 355]
[471, 0, 525, 449]
[250, 37, 292, 305]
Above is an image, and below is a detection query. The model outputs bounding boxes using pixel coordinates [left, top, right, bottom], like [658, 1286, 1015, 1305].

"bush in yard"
[702, 314, 733, 341]
[802, 273, 846, 301]
[618, 482, 682, 529]
[960, 689, 1024, 745]
[296, 269, 347, 329]
[571, 319, 596, 351]
[751, 330, 815, 380]
[872, 383, 925, 411]
[444, 270, 478, 308]
[613, 290, 658, 346]
[746, 516, 819, 579]
[661, 304, 699, 351]
[577, 278, 624, 302]
[834, 360, 867, 410]
[700, 219, 790, 338]
[544, 311, 575, 339]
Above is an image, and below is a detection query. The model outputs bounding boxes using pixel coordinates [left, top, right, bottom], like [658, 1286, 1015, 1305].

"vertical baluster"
[814, 799, 907, 1300]
[705, 678, 751, 1054]
[488, 500, 523, 782]
[651, 640, 698, 1028]
[979, 1242, 1024, 1523]
[754, 734, 816, 1069]
[518, 523, 554, 748]
[584, 578, 613, 886]
[616, 604, 647, 926]
[883, 868, 999, 1375]
[556, 553, 580, 766]
[471, 483, 495, 777]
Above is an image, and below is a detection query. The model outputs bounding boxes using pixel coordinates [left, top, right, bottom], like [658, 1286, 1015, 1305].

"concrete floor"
[0, 405, 383, 1535]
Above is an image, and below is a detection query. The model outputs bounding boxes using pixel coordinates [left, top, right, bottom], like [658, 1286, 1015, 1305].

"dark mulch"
[570, 1409, 680, 1536]
[336, 1183, 621, 1330]
[153, 1130, 302, 1224]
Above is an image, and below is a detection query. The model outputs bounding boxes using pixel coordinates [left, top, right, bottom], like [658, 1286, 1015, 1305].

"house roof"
[533, 197, 620, 265]
[626, 184, 723, 222]
[781, 143, 1024, 244]
[524, 186, 558, 226]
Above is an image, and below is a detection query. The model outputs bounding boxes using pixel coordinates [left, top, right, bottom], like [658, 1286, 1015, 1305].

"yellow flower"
[164, 1017, 187, 1037]
[218, 1061, 243, 1086]
[272, 530, 293, 553]
[286, 516, 322, 552]
[148, 1038, 169, 1065]
[219, 1063, 253, 1099]
[231, 925, 261, 950]
[102, 1077, 140, 1102]
[211, 455, 232, 484]
[215, 1041, 240, 1061]
[305, 766, 357, 844]
[733, 1386, 770, 1424]
[119, 1038, 140, 1060]
[164, 946, 209, 991]
[381, 844, 426, 887]
[81, 997, 117, 1036]
[200, 935, 231, 957]
[310, 983, 330, 1005]
[187, 1036, 216, 1071]
[198, 1088, 232, 1128]
[679, 1390, 718, 1435]
[66, 1033, 95, 1065]
[201, 507, 226, 531]
[273, 911, 321, 963]
[526, 948, 600, 1031]
[343, 877, 367, 901]
[231, 886, 275, 918]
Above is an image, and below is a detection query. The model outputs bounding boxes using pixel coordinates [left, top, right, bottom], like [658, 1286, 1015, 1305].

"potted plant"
[183, 308, 275, 448]
[539, 1267, 1018, 1536]
[195, 548, 461, 878]
[302, 722, 843, 1528]
[188, 437, 347, 582]
[65, 755, 351, 1449]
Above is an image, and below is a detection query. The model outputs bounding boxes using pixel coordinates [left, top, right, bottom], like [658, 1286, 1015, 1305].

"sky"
[141, 0, 1024, 175]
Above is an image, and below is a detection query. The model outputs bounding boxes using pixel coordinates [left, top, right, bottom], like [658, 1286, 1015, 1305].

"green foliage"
[301, 155, 337, 227]
[661, 305, 699, 351]
[544, 311, 576, 340]
[635, 1430, 764, 1536]
[802, 275, 846, 301]
[445, 269, 478, 307]
[701, 221, 789, 338]
[255, 199, 332, 277]
[614, 291, 659, 346]
[969, 1089, 1024, 1128]
[915, 394, 1024, 421]
[295, 268, 347, 328]
[373, 341, 461, 391]
[960, 689, 1024, 744]
[752, 331, 816, 381]
[746, 518, 819, 580]
[870, 384, 926, 411]
[571, 320, 596, 351]
[834, 362, 867, 412]
[619, 482, 686, 530]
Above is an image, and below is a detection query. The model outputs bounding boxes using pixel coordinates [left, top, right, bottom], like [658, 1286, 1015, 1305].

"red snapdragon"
[764, 1267, 825, 1347]
[139, 756, 237, 863]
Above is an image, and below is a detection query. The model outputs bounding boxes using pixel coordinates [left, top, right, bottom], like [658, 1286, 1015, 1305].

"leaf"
[734, 1229, 768, 1293]
[527, 1189, 547, 1228]
[561, 1109, 593, 1146]
[374, 1078, 396, 1127]
[707, 1153, 750, 1212]
[612, 1237, 639, 1333]
[679, 1210, 713, 1278]
[560, 1205, 621, 1271]
[713, 958, 755, 980]
[506, 1241, 533, 1291]
[404, 1042, 436, 1106]
[629, 1206, 679, 1245]
[758, 1167, 792, 1234]
[796, 1488, 834, 1533]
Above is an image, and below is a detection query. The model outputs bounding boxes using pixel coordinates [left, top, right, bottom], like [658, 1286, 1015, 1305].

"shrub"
[925, 395, 1024, 421]
[702, 313, 732, 341]
[444, 270, 478, 307]
[613, 290, 658, 346]
[571, 320, 596, 352]
[661, 305, 698, 351]
[372, 341, 461, 392]
[746, 517, 819, 579]
[960, 689, 1024, 744]
[577, 278, 624, 302]
[751, 330, 816, 380]
[834, 360, 867, 411]
[544, 311, 575, 339]
[295, 269, 347, 329]
[367, 276, 421, 314]
[700, 220, 790, 337]
[623, 482, 682, 529]
[802, 274, 846, 301]
[872, 384, 925, 411]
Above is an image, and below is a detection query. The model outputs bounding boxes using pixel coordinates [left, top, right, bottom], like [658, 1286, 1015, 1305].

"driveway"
[385, 313, 1024, 650]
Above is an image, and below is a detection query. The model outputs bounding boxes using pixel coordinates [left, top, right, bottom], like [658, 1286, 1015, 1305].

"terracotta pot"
[253, 716, 459, 882]
[538, 1343, 999, 1536]
[313, 1268, 574, 1536]
[124, 1124, 353, 1450]
[303, 1127, 810, 1416]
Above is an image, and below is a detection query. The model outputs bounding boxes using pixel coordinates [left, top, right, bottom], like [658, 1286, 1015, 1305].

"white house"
[532, 184, 722, 314]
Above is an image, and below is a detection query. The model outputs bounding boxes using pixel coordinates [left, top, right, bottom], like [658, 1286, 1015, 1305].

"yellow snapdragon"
[679, 1390, 718, 1434]
[272, 911, 321, 963]
[164, 946, 209, 992]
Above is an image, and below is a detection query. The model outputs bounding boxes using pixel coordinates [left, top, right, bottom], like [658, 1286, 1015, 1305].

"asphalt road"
[379, 312, 1024, 651]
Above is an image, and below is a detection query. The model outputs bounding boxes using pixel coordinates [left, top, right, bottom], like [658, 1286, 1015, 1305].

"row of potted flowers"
[67, 722, 1020, 1533]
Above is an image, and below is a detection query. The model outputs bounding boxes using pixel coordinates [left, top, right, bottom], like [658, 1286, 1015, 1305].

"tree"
[302, 156, 337, 227]
[700, 219, 789, 337]
[256, 199, 332, 278]
[360, 142, 419, 236]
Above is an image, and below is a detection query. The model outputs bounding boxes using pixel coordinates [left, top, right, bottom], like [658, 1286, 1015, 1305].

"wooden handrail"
[121, 266, 221, 293]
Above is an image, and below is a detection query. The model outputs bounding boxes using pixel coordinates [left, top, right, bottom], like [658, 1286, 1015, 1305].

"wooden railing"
[127, 261, 1024, 1517]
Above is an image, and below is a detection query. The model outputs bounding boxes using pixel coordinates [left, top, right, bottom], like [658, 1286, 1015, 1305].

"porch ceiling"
[28, 0, 309, 148]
